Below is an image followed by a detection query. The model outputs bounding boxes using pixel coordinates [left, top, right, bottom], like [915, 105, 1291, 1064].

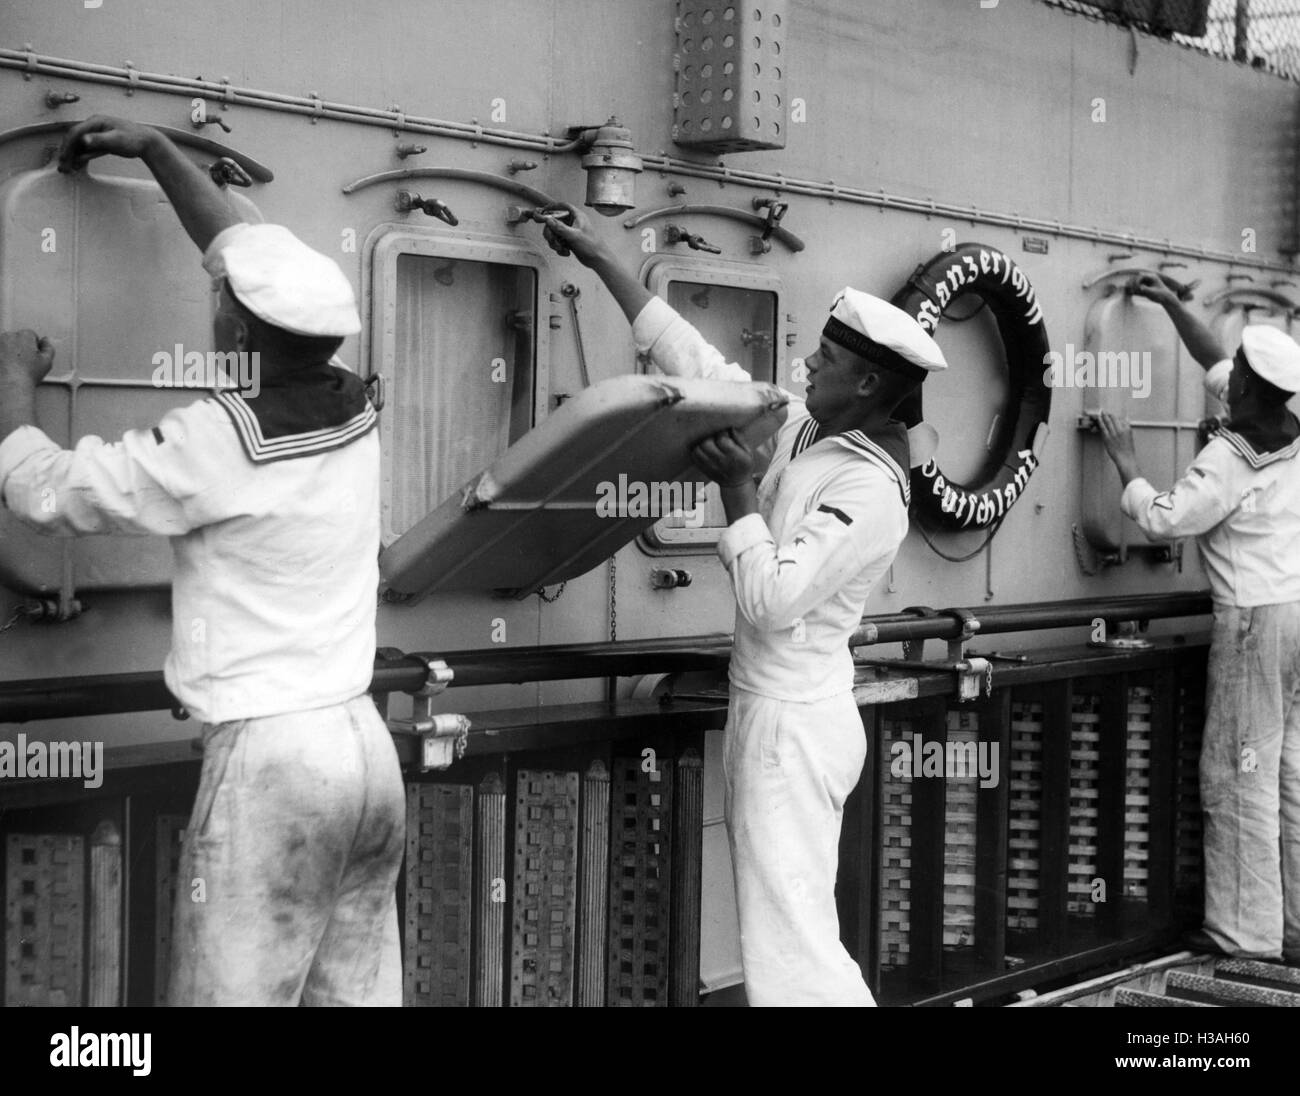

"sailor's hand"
[1129, 273, 1182, 307]
[1097, 412, 1138, 465]
[691, 428, 755, 488]
[537, 202, 611, 267]
[0, 330, 55, 387]
[58, 116, 160, 173]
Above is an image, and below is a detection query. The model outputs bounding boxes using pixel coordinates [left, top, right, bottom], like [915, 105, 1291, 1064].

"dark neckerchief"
[212, 360, 378, 465]
[789, 417, 912, 506]
[1216, 406, 1300, 470]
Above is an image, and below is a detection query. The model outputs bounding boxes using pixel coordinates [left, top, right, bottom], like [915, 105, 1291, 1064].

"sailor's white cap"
[824, 288, 948, 379]
[209, 224, 361, 337]
[1241, 325, 1300, 393]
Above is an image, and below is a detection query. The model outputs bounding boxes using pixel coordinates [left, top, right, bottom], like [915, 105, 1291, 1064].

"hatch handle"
[209, 156, 252, 188]
[395, 190, 459, 225]
[392, 191, 460, 224]
[1081, 266, 1197, 300]
[1201, 285, 1299, 315]
[0, 119, 273, 182]
[665, 223, 721, 254]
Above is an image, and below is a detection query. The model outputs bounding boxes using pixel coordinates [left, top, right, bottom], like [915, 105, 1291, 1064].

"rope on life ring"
[891, 243, 1052, 532]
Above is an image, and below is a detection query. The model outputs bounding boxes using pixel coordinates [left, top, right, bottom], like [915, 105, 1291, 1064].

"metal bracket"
[386, 656, 469, 770]
[856, 653, 993, 701]
[954, 656, 992, 702]
[386, 710, 472, 771]
[863, 606, 991, 701]
[411, 656, 454, 696]
[943, 608, 989, 700]
[945, 608, 980, 662]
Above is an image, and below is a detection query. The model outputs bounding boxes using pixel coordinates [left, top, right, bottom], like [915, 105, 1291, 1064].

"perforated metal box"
[673, 2, 788, 153]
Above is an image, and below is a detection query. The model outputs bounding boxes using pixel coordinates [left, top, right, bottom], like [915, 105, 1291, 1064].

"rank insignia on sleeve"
[817, 503, 852, 526]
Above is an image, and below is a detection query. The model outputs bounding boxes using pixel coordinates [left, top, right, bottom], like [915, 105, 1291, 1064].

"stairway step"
[1167, 971, 1300, 1007]
[1115, 988, 1213, 1007]
[1214, 958, 1300, 992]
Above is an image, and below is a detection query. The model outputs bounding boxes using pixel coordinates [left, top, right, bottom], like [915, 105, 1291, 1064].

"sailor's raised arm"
[1129, 274, 1227, 373]
[537, 203, 752, 384]
[57, 116, 240, 253]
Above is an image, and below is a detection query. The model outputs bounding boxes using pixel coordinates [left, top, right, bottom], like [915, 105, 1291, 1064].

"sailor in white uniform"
[538, 205, 946, 1005]
[1100, 276, 1300, 963]
[0, 117, 402, 1005]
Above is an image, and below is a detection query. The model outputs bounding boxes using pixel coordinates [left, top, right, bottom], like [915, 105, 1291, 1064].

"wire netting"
[1046, 0, 1300, 82]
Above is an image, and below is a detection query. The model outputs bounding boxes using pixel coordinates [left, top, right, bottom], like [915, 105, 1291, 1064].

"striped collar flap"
[1217, 427, 1300, 470]
[789, 418, 911, 506]
[213, 362, 378, 465]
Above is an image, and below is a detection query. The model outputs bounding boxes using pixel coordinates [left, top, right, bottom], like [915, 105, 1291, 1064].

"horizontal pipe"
[0, 591, 1210, 725]
[0, 49, 580, 153]
[2, 49, 1296, 273]
[846, 591, 1212, 646]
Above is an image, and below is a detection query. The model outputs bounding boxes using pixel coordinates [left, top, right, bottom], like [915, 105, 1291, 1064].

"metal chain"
[605, 556, 616, 642]
[0, 602, 40, 633]
[536, 581, 566, 603]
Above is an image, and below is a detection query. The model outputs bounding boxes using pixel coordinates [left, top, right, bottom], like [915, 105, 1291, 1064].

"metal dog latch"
[387, 657, 470, 770]
[953, 657, 992, 702]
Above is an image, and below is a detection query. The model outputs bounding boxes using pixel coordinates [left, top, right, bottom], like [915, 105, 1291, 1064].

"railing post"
[909, 696, 948, 989]
[1096, 674, 1129, 938]
[1234, 0, 1251, 63]
[974, 688, 1011, 973]
[1039, 681, 1073, 955]
[1147, 668, 1178, 927]
[670, 749, 703, 1007]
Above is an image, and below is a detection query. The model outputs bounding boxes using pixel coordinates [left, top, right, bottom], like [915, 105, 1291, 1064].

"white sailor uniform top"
[1122, 359, 1300, 608]
[0, 231, 379, 726]
[633, 297, 910, 702]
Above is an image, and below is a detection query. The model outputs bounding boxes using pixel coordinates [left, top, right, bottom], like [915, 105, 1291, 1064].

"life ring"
[890, 243, 1052, 531]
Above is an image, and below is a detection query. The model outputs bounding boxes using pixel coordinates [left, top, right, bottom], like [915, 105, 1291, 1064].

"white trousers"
[723, 686, 875, 1006]
[1201, 602, 1300, 960]
[168, 695, 405, 1006]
